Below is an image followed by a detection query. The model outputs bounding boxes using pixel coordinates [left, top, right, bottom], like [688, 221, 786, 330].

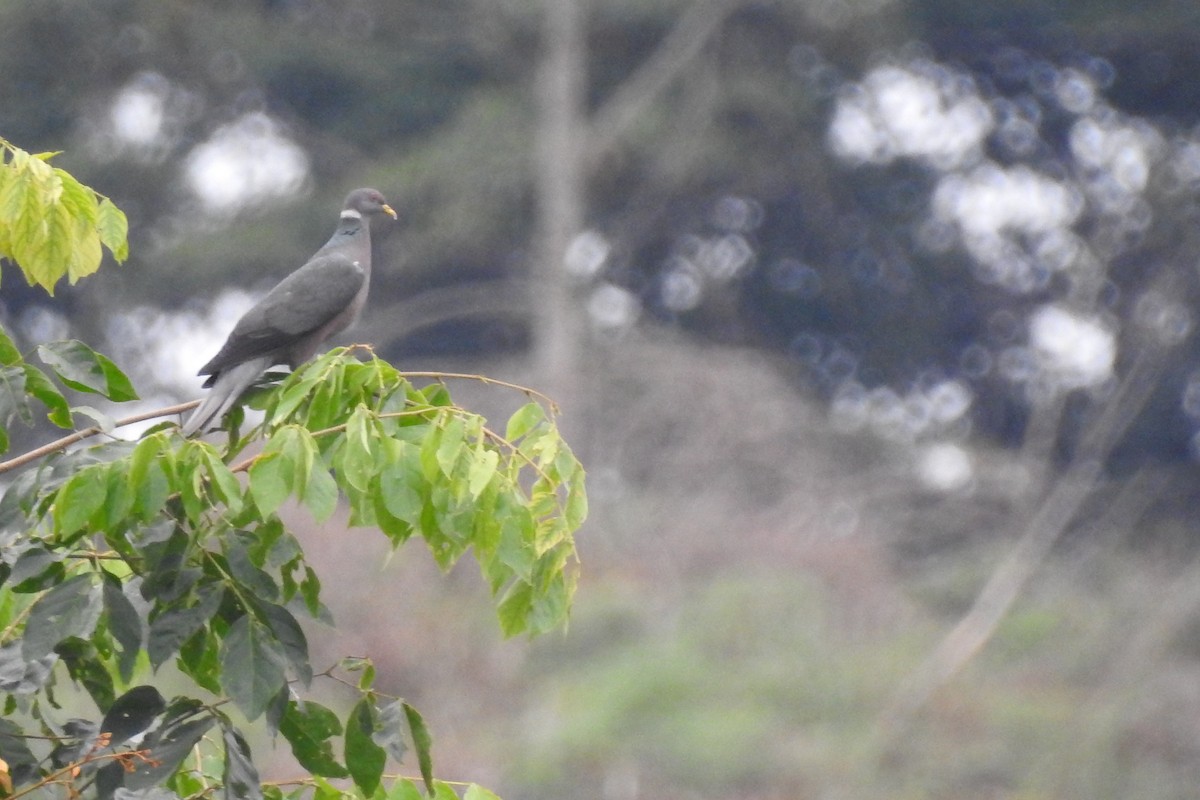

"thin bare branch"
[586, 0, 747, 170]
[0, 400, 199, 474]
[877, 329, 1171, 733]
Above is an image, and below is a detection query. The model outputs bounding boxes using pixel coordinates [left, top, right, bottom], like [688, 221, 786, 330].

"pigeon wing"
[198, 253, 366, 377]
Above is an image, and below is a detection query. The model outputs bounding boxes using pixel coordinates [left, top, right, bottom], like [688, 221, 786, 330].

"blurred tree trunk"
[531, 0, 587, 413]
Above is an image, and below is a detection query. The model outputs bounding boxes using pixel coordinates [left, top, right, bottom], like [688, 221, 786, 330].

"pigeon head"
[343, 188, 397, 221]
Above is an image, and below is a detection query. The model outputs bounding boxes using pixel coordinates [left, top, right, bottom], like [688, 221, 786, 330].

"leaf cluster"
[0, 332, 138, 454]
[0, 138, 128, 293]
[0, 336, 585, 800]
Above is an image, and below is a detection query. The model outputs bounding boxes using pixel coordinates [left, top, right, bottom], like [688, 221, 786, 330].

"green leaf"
[96, 197, 129, 261]
[467, 448, 500, 499]
[197, 445, 244, 512]
[403, 702, 435, 796]
[22, 573, 102, 661]
[279, 701, 348, 778]
[128, 433, 172, 521]
[53, 466, 108, 536]
[0, 326, 21, 365]
[346, 698, 387, 796]
[339, 405, 378, 493]
[566, 469, 588, 530]
[303, 461, 339, 523]
[505, 402, 545, 441]
[379, 454, 423, 525]
[219, 615, 288, 721]
[386, 779, 426, 800]
[0, 364, 25, 451]
[248, 451, 290, 518]
[435, 415, 465, 476]
[55, 168, 98, 224]
[22, 364, 71, 427]
[463, 785, 502, 800]
[0, 164, 31, 224]
[496, 582, 533, 638]
[37, 339, 137, 401]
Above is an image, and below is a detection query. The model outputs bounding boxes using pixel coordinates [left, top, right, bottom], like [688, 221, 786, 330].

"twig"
[0, 400, 199, 474]
[403, 371, 560, 414]
[877, 332, 1169, 733]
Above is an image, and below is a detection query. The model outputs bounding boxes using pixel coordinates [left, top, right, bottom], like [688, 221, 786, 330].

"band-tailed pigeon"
[181, 188, 397, 436]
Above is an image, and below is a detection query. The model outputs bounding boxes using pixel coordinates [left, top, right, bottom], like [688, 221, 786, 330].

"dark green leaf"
[225, 541, 279, 603]
[57, 636, 114, 710]
[219, 615, 287, 721]
[0, 364, 26, 451]
[0, 641, 56, 694]
[222, 723, 263, 800]
[37, 340, 137, 401]
[9, 547, 63, 589]
[300, 565, 323, 617]
[124, 712, 215, 792]
[148, 584, 224, 669]
[346, 698, 387, 795]
[103, 576, 143, 682]
[178, 626, 222, 695]
[279, 701, 347, 778]
[403, 702, 435, 796]
[372, 700, 408, 762]
[22, 364, 71, 427]
[101, 685, 166, 744]
[258, 601, 311, 686]
[22, 573, 102, 661]
[0, 717, 39, 786]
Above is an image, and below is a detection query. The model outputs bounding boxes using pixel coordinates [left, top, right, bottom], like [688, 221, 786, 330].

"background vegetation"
[5, 0, 1200, 797]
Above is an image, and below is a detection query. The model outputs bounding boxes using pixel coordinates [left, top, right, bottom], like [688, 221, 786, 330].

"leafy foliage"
[0, 172, 584, 800]
[0, 138, 128, 293]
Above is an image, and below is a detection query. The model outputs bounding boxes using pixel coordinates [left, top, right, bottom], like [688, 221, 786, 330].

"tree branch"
[877, 326, 1171, 733]
[0, 400, 199, 474]
[586, 0, 747, 170]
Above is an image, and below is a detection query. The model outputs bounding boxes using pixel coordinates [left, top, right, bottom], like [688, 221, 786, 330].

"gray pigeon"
[181, 188, 397, 436]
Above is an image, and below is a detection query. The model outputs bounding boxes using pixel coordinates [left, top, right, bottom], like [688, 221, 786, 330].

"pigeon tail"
[181, 357, 272, 437]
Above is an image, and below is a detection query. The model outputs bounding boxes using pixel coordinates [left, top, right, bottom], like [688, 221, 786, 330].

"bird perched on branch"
[181, 188, 397, 436]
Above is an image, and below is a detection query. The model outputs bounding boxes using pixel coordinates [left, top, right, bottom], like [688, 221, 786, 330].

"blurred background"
[6, 0, 1200, 797]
